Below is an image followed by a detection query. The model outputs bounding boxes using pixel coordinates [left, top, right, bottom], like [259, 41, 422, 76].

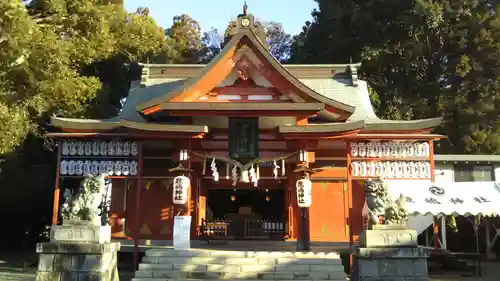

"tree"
[0, 0, 166, 218]
[156, 14, 206, 64]
[291, 0, 500, 154]
[200, 27, 223, 63]
[288, 0, 360, 64]
[26, 1, 165, 117]
[263, 21, 292, 62]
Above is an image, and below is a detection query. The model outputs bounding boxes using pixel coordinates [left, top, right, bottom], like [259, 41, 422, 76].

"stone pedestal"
[35, 224, 120, 281]
[352, 225, 430, 281]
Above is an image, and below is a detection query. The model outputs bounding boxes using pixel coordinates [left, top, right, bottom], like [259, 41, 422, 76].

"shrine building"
[48, 11, 447, 249]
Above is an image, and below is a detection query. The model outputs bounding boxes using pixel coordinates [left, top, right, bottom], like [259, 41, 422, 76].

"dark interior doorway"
[205, 188, 286, 240]
[207, 189, 285, 221]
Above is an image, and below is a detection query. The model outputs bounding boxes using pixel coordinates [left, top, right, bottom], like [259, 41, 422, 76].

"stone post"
[352, 225, 429, 281]
[35, 223, 120, 281]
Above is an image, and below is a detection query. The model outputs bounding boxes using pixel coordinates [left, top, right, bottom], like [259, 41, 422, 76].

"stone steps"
[132, 249, 347, 281]
[142, 256, 343, 265]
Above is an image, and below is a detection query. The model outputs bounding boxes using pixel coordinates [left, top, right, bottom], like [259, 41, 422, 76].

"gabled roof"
[49, 9, 443, 137]
[135, 22, 356, 119]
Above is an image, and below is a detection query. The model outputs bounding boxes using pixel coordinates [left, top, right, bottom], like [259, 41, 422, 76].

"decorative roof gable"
[135, 11, 356, 121]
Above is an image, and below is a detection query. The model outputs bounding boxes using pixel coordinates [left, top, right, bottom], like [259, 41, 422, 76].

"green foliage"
[156, 14, 206, 64]
[263, 21, 292, 62]
[0, 1, 166, 216]
[291, 0, 500, 154]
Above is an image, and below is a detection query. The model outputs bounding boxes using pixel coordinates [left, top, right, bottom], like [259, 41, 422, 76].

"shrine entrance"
[200, 181, 287, 240]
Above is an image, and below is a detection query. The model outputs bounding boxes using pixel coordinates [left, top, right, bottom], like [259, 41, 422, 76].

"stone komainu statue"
[362, 178, 409, 228]
[60, 174, 108, 225]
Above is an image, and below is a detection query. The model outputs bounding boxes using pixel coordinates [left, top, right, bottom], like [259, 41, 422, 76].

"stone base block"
[353, 246, 429, 281]
[35, 242, 120, 281]
[360, 228, 417, 248]
[50, 224, 111, 244]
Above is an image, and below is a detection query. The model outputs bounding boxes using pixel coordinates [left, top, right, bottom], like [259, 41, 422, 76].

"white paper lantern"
[173, 175, 190, 205]
[390, 142, 398, 158]
[350, 143, 358, 157]
[123, 142, 130, 156]
[68, 161, 76, 175]
[351, 161, 360, 177]
[60, 160, 69, 175]
[91, 161, 99, 175]
[382, 143, 391, 157]
[375, 142, 383, 158]
[69, 142, 77, 156]
[99, 141, 107, 156]
[422, 142, 430, 157]
[358, 143, 367, 157]
[61, 141, 69, 156]
[105, 161, 114, 175]
[92, 141, 100, 156]
[130, 161, 138, 176]
[296, 178, 312, 208]
[99, 161, 107, 175]
[83, 161, 91, 175]
[368, 162, 376, 176]
[130, 142, 138, 156]
[84, 141, 92, 156]
[115, 141, 123, 156]
[366, 142, 374, 157]
[114, 161, 122, 176]
[77, 142, 85, 156]
[360, 161, 367, 176]
[122, 161, 130, 176]
[107, 141, 115, 156]
[414, 143, 423, 157]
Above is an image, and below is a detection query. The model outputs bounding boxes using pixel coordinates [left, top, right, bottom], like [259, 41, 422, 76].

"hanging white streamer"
[249, 165, 258, 187]
[231, 165, 238, 186]
[241, 170, 250, 183]
[210, 158, 219, 182]
[273, 160, 280, 179]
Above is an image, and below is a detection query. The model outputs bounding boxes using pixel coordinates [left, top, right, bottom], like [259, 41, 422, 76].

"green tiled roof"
[301, 78, 442, 130]
[299, 78, 377, 121]
[117, 78, 186, 122]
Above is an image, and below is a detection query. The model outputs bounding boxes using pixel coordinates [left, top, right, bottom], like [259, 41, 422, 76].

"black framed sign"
[228, 117, 259, 160]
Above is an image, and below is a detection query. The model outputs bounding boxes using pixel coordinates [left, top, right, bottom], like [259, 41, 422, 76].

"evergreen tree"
[290, 0, 500, 154]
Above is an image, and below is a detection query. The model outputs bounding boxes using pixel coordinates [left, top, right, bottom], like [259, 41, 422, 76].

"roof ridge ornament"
[140, 65, 150, 88]
[348, 64, 359, 86]
[243, 1, 248, 16]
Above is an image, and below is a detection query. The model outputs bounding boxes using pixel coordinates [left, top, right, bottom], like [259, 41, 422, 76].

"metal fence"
[202, 219, 285, 239]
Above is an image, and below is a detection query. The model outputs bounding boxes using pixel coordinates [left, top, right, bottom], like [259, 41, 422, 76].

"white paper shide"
[172, 175, 190, 205]
[296, 178, 312, 208]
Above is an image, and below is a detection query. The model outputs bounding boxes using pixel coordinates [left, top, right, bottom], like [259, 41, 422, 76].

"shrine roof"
[48, 7, 443, 136]
[50, 76, 442, 134]
[301, 78, 443, 132]
[135, 27, 356, 116]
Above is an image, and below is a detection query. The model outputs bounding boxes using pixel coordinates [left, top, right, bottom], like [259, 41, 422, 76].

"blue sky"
[124, 0, 317, 35]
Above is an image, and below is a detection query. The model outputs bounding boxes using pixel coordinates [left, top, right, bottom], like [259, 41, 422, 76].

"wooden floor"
[114, 239, 350, 253]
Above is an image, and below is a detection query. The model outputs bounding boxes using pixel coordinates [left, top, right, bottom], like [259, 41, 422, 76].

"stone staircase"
[132, 248, 347, 281]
